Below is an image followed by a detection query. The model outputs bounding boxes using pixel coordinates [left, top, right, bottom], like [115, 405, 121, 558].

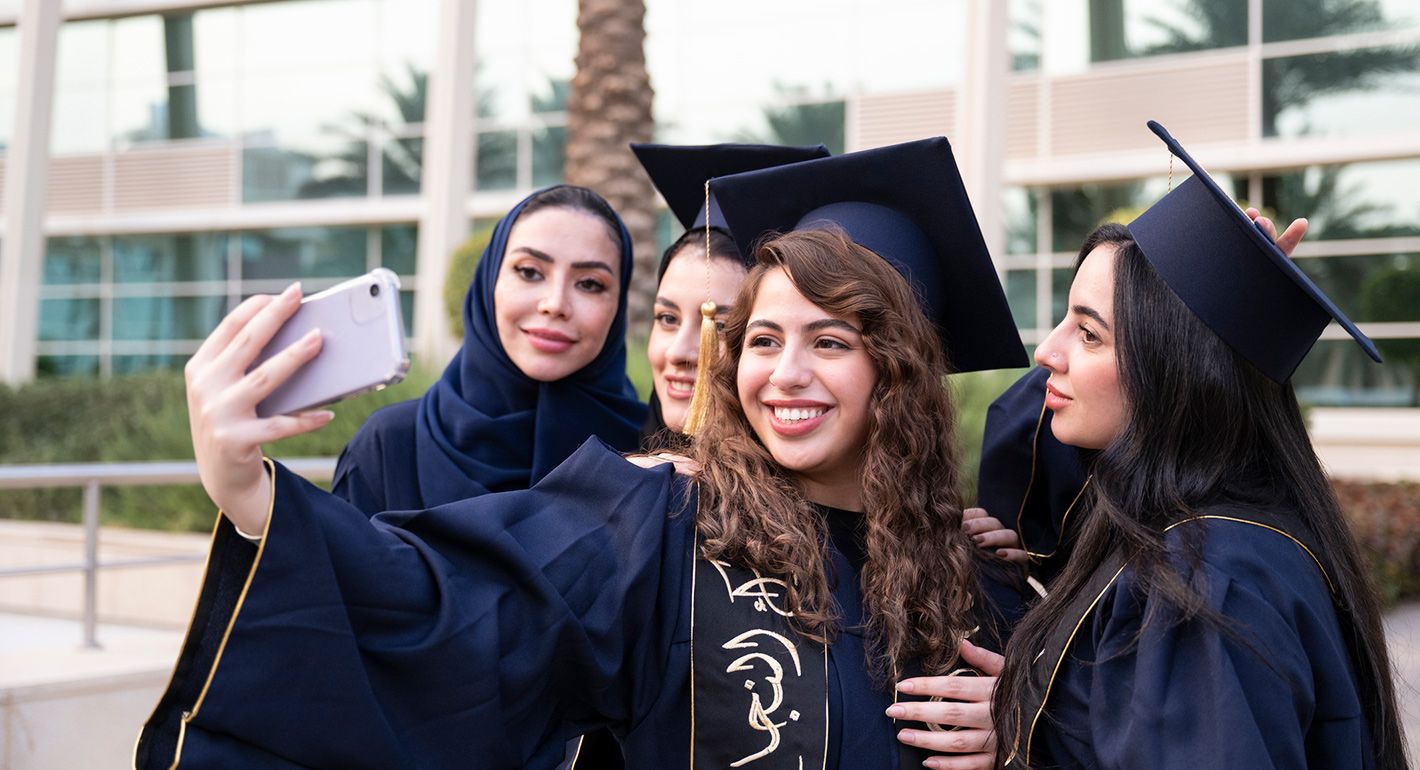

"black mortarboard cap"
[1127, 121, 1382, 383]
[631, 142, 831, 235]
[711, 137, 1028, 374]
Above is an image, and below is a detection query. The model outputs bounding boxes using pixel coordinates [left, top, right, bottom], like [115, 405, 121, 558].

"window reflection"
[1263, 159, 1420, 240]
[112, 296, 227, 340]
[475, 130, 518, 191]
[242, 137, 370, 202]
[1011, 0, 1043, 72]
[39, 299, 101, 342]
[241, 227, 368, 281]
[113, 234, 228, 283]
[382, 135, 424, 196]
[1295, 340, 1419, 406]
[1005, 187, 1038, 255]
[1264, 0, 1420, 42]
[1263, 46, 1420, 139]
[1006, 270, 1038, 329]
[380, 226, 419, 275]
[531, 125, 566, 188]
[44, 237, 104, 285]
[1291, 254, 1420, 327]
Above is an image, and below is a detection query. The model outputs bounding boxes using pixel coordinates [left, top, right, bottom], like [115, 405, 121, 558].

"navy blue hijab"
[413, 186, 646, 506]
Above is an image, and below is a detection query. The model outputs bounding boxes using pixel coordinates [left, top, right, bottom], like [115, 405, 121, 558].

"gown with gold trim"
[134, 438, 1016, 769]
[1023, 511, 1373, 770]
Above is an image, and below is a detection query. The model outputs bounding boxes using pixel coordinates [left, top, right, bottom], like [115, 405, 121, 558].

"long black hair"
[993, 223, 1407, 768]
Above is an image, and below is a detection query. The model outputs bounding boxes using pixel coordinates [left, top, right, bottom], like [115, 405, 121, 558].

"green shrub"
[0, 366, 438, 532]
[444, 224, 497, 340]
[1335, 479, 1420, 606]
[949, 367, 1031, 505]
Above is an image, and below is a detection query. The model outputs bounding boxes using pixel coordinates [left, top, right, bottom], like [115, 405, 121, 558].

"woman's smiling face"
[737, 267, 877, 495]
[647, 250, 747, 432]
[493, 207, 621, 382]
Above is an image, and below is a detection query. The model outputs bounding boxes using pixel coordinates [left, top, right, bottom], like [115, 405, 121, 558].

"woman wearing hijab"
[983, 123, 1407, 769]
[331, 185, 646, 513]
[136, 139, 1027, 770]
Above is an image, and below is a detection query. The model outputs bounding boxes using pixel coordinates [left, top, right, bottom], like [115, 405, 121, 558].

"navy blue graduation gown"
[976, 367, 1089, 585]
[136, 440, 948, 770]
[1023, 514, 1371, 769]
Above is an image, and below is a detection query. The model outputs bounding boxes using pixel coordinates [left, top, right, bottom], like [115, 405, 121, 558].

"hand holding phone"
[252, 268, 410, 418]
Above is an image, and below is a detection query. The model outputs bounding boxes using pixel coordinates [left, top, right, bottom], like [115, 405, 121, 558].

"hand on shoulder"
[623, 452, 701, 477]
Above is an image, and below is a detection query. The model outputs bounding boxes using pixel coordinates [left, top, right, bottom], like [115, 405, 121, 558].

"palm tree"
[565, 0, 657, 328]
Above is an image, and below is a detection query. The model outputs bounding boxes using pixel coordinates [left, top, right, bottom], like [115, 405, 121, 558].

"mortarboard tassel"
[682, 180, 720, 436]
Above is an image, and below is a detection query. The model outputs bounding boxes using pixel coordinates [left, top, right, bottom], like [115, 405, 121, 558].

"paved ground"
[1385, 602, 1420, 761]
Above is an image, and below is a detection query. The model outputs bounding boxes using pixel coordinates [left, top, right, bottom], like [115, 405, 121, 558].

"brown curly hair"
[689, 227, 981, 680]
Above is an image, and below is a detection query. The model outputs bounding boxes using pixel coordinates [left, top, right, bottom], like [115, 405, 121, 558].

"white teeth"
[773, 406, 825, 422]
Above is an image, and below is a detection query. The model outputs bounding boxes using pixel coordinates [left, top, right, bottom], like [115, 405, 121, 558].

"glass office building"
[6, 0, 1420, 410]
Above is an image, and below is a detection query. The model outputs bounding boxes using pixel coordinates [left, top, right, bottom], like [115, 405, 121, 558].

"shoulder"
[348, 399, 422, 446]
[1161, 509, 1335, 603]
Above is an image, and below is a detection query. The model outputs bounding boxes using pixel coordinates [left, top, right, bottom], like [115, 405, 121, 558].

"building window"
[37, 225, 418, 378]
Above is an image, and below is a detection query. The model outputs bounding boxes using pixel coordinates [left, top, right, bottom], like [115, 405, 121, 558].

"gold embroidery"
[724, 629, 805, 766]
[709, 558, 795, 617]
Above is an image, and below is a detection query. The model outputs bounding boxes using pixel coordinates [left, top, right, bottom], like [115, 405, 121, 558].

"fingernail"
[283, 281, 302, 297]
[304, 328, 322, 344]
[898, 680, 916, 693]
[312, 410, 335, 422]
[973, 535, 986, 545]
[898, 729, 916, 743]
[886, 705, 905, 718]
[997, 549, 1009, 558]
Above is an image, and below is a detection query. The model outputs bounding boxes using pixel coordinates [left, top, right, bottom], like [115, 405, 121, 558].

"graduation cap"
[1127, 120, 1382, 383]
[630, 142, 831, 236]
[710, 137, 1028, 374]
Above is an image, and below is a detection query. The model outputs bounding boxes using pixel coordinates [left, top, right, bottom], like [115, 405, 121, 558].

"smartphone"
[253, 268, 410, 418]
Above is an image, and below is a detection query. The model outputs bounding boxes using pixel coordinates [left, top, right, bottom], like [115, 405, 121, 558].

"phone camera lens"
[369, 284, 381, 298]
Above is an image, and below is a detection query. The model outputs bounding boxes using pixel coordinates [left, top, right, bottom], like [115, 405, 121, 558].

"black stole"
[1010, 507, 1349, 767]
[692, 554, 829, 770]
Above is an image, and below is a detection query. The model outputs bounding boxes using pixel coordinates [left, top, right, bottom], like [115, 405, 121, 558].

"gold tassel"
[682, 179, 722, 437]
[682, 300, 719, 436]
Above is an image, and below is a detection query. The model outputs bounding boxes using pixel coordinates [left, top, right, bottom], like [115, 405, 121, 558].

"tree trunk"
[566, 0, 657, 334]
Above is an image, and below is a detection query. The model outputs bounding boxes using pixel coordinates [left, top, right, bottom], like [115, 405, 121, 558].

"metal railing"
[0, 458, 336, 648]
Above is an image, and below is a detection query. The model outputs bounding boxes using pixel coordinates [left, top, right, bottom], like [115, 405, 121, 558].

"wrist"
[223, 459, 275, 536]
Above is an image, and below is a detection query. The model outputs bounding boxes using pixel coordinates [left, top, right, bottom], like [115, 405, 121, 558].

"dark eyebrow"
[654, 295, 680, 311]
[746, 318, 860, 334]
[510, 246, 615, 275]
[1073, 304, 1112, 331]
[807, 318, 862, 335]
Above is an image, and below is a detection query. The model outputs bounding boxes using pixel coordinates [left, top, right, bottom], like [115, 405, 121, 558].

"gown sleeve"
[1075, 523, 1362, 770]
[330, 399, 424, 514]
[135, 438, 692, 770]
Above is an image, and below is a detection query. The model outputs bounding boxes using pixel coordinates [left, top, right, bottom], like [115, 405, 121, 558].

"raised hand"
[185, 283, 333, 535]
[1245, 207, 1308, 257]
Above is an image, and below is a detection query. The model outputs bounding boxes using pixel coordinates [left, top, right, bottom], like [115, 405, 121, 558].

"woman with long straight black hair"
[989, 123, 1408, 769]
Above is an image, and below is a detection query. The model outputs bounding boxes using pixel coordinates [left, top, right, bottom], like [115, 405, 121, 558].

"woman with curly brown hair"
[135, 139, 1027, 770]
